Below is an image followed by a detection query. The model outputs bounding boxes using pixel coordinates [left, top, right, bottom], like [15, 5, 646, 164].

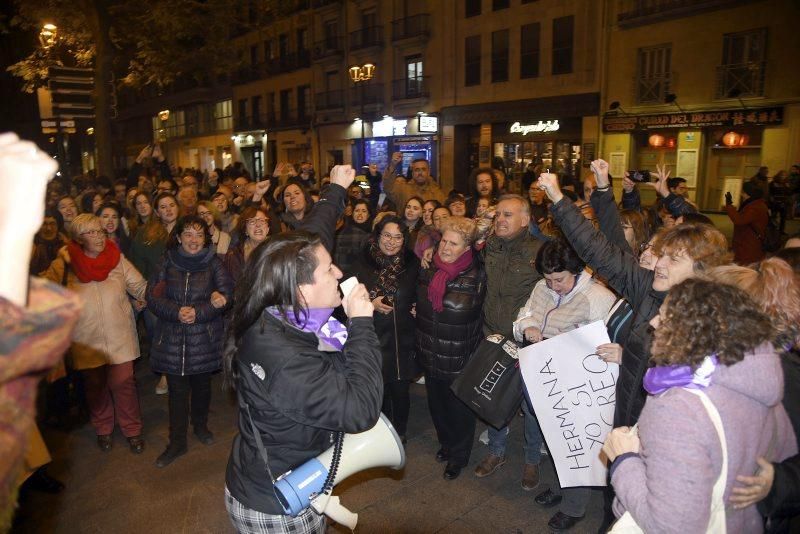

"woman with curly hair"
[705, 258, 800, 532]
[603, 279, 797, 533]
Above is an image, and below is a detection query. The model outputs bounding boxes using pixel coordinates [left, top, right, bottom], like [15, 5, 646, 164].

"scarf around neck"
[268, 306, 348, 351]
[367, 239, 405, 305]
[67, 239, 121, 283]
[643, 355, 718, 395]
[428, 247, 474, 313]
[169, 246, 215, 272]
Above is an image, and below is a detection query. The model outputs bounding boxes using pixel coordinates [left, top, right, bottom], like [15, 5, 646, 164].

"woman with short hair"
[415, 216, 486, 480]
[147, 215, 234, 467]
[224, 206, 270, 284]
[43, 214, 148, 454]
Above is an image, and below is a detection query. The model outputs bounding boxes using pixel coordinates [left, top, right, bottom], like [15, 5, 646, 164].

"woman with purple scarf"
[349, 215, 420, 442]
[603, 279, 797, 533]
[415, 216, 487, 480]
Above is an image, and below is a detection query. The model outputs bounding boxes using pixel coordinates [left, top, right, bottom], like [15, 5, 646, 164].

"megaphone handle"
[310, 495, 358, 531]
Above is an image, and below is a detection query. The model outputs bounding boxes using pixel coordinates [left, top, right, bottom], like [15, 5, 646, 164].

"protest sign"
[518, 320, 618, 487]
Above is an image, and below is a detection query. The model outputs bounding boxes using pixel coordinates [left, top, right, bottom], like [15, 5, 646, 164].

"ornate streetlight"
[39, 23, 58, 49]
[349, 63, 376, 169]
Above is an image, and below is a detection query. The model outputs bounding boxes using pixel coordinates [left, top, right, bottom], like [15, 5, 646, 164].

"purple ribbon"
[269, 307, 348, 351]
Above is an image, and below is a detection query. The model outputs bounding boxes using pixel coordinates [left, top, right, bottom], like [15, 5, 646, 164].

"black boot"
[155, 442, 187, 468]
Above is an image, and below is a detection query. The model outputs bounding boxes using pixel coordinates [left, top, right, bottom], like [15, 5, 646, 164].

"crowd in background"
[19, 141, 800, 533]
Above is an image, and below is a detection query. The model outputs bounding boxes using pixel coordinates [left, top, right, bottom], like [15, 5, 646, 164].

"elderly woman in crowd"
[224, 206, 270, 283]
[43, 214, 148, 454]
[603, 279, 796, 533]
[415, 216, 486, 481]
[197, 200, 231, 256]
[509, 239, 616, 529]
[147, 215, 234, 468]
[350, 215, 419, 442]
[334, 198, 372, 277]
[96, 202, 131, 256]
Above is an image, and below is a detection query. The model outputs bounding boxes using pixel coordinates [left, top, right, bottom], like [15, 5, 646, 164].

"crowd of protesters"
[11, 137, 800, 534]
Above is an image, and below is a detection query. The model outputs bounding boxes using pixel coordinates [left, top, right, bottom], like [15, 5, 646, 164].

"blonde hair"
[68, 213, 102, 242]
[440, 216, 478, 246]
[705, 257, 800, 346]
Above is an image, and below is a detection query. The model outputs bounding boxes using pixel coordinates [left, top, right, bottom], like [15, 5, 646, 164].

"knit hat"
[742, 181, 763, 199]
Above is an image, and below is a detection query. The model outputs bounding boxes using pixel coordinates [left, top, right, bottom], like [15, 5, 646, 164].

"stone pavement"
[14, 367, 605, 534]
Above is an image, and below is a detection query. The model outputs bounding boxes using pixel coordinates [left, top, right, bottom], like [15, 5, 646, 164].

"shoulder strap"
[684, 389, 728, 533]
[240, 398, 278, 485]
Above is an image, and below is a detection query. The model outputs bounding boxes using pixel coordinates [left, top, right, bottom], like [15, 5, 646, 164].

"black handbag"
[450, 334, 523, 430]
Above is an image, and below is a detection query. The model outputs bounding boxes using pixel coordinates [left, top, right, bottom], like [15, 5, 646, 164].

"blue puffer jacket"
[147, 247, 234, 375]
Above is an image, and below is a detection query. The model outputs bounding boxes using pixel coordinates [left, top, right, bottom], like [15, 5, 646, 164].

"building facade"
[600, 0, 800, 210]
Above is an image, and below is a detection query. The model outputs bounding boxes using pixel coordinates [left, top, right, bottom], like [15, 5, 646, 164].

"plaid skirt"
[225, 487, 325, 534]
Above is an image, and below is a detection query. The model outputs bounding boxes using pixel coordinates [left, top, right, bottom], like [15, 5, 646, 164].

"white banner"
[518, 321, 618, 487]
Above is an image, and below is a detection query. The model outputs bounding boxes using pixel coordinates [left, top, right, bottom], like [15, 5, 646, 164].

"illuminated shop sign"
[509, 120, 561, 135]
[419, 115, 439, 132]
[373, 117, 408, 137]
[602, 107, 783, 132]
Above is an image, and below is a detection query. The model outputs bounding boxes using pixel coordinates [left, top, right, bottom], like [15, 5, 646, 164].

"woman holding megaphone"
[223, 166, 384, 534]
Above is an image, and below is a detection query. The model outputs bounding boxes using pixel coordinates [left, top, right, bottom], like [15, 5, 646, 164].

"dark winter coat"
[760, 350, 800, 533]
[551, 198, 665, 427]
[415, 253, 486, 380]
[334, 222, 370, 278]
[481, 229, 543, 337]
[349, 246, 420, 382]
[726, 197, 769, 265]
[226, 312, 383, 515]
[147, 248, 234, 375]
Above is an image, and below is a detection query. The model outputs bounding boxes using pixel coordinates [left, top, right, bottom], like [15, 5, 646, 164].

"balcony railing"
[716, 62, 766, 99]
[349, 26, 383, 50]
[617, 0, 741, 27]
[350, 83, 384, 107]
[392, 14, 430, 41]
[312, 37, 344, 61]
[634, 73, 672, 104]
[315, 90, 345, 111]
[266, 50, 311, 75]
[392, 77, 430, 100]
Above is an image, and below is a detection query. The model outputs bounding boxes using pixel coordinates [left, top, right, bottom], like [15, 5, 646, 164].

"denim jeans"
[487, 400, 543, 465]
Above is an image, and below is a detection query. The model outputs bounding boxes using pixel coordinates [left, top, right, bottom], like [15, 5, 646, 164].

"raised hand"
[537, 172, 563, 204]
[330, 165, 356, 190]
[253, 179, 271, 201]
[590, 159, 610, 189]
[645, 163, 671, 198]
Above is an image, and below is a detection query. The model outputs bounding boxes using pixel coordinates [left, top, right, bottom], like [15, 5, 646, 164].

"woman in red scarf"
[415, 216, 486, 480]
[43, 214, 148, 453]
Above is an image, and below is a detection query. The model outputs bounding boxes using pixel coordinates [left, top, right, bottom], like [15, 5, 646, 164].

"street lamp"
[39, 23, 57, 49]
[349, 63, 376, 169]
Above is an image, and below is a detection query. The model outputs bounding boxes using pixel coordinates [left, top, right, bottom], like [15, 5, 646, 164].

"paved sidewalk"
[13, 368, 604, 534]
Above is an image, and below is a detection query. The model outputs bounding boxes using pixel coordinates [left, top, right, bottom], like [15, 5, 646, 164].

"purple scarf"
[269, 307, 348, 351]
[427, 247, 474, 313]
[643, 355, 718, 395]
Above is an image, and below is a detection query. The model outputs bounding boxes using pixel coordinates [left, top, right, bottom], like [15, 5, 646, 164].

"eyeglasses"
[197, 211, 213, 218]
[380, 232, 404, 242]
[246, 218, 269, 227]
[80, 229, 104, 237]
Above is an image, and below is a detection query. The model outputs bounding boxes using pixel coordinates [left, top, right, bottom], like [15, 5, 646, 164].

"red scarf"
[427, 247, 474, 312]
[67, 239, 121, 283]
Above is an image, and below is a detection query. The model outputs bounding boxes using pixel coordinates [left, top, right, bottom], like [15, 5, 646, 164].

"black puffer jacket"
[349, 245, 420, 382]
[415, 253, 486, 380]
[551, 198, 665, 427]
[147, 248, 234, 375]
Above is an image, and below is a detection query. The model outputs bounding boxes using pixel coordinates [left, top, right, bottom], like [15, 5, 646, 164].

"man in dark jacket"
[474, 195, 544, 488]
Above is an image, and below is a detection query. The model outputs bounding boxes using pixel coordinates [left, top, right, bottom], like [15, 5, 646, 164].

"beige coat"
[43, 255, 147, 369]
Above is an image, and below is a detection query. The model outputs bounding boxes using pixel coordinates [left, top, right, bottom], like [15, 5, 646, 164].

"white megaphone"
[273, 413, 405, 529]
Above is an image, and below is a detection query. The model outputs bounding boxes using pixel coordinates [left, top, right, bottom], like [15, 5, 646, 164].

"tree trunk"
[83, 0, 114, 178]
